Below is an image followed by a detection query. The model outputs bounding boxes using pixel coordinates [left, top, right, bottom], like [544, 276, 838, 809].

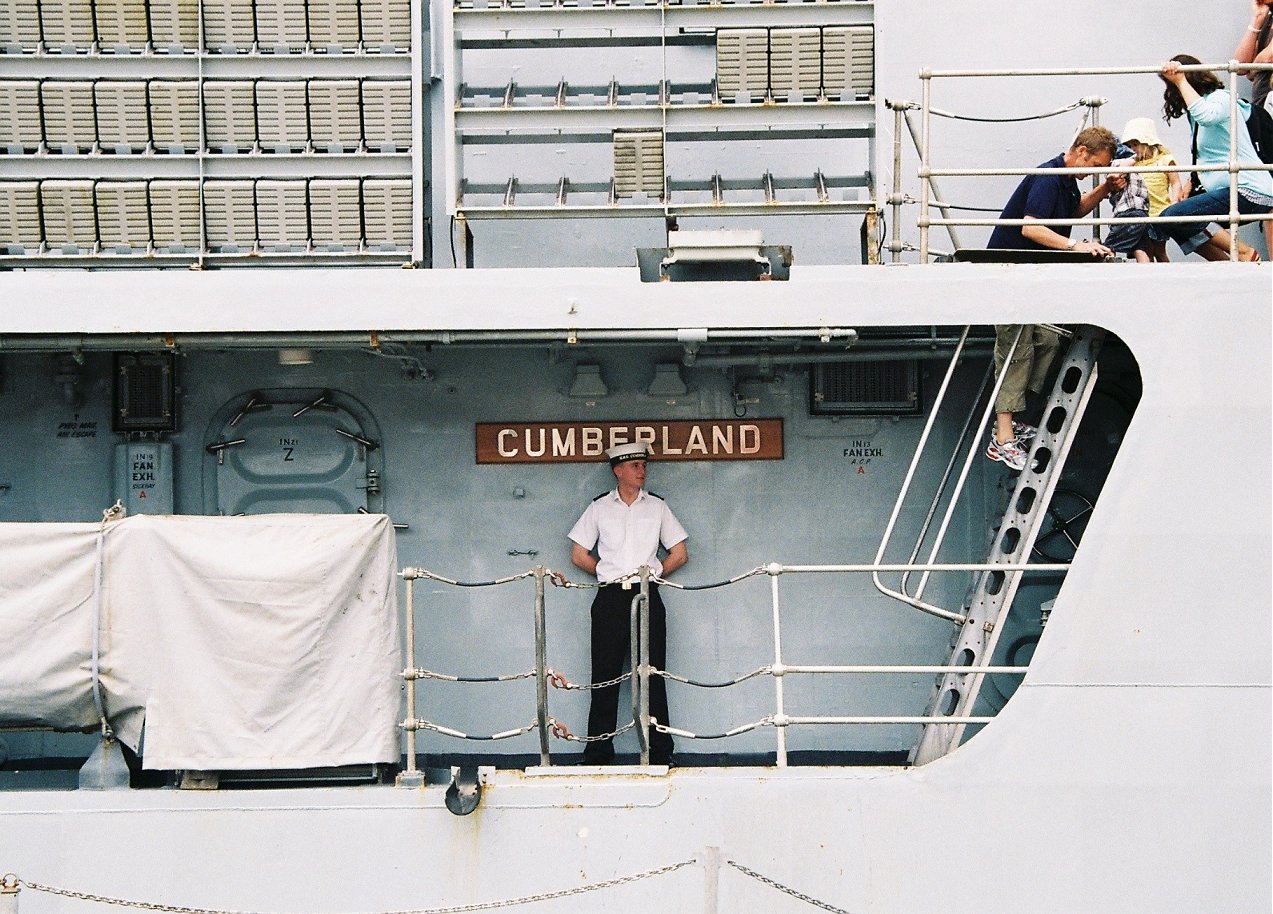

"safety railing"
[897, 61, 1273, 263]
[394, 553, 1068, 781]
[872, 323, 1053, 615]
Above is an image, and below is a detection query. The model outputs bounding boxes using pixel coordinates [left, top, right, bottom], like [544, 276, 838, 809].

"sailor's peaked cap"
[606, 442, 650, 466]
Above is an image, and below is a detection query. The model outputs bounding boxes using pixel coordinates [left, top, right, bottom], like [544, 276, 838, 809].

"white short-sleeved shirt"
[568, 489, 688, 584]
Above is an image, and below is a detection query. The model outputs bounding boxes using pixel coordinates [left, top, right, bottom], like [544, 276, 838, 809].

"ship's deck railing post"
[533, 566, 550, 768]
[395, 570, 424, 787]
[886, 99, 966, 260]
[766, 564, 788, 768]
[637, 568, 651, 768]
[1228, 65, 1242, 262]
[918, 69, 931, 262]
[888, 100, 906, 264]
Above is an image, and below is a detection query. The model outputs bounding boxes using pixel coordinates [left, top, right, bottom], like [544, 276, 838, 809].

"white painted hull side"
[0, 263, 1268, 913]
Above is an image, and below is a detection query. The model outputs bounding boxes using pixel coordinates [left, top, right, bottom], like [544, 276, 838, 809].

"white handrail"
[923, 62, 1273, 78]
[914, 61, 1273, 262]
[397, 558, 1063, 771]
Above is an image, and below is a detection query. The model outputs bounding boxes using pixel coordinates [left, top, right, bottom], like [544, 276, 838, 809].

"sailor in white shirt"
[566, 441, 688, 765]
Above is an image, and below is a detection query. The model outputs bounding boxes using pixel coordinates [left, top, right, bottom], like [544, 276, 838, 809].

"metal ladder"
[911, 325, 1106, 766]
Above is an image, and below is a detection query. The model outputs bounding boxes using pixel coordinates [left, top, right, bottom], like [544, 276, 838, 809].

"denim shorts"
[1158, 188, 1272, 254]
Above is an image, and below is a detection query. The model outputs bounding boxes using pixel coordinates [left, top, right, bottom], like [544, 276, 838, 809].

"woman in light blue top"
[1158, 54, 1271, 261]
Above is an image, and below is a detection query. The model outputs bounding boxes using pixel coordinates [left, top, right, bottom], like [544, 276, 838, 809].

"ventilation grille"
[822, 26, 874, 99]
[810, 361, 920, 416]
[716, 28, 769, 99]
[716, 25, 874, 101]
[114, 353, 176, 432]
[613, 130, 664, 198]
[769, 27, 820, 97]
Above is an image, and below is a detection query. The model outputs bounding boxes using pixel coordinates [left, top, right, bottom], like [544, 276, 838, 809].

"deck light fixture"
[278, 348, 314, 366]
[646, 362, 687, 397]
[568, 363, 608, 398]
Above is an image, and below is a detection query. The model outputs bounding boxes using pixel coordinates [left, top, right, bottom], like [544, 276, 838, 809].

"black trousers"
[583, 582, 674, 764]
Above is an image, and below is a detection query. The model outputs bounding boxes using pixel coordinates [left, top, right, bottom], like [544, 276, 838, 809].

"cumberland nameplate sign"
[476, 420, 783, 464]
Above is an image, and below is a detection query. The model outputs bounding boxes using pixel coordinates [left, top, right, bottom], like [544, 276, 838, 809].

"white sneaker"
[986, 434, 1028, 471]
[1012, 421, 1037, 442]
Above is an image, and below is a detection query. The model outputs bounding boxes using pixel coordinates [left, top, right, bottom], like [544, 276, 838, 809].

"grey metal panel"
[307, 0, 359, 53]
[94, 80, 150, 153]
[0, 79, 42, 152]
[203, 81, 257, 153]
[308, 80, 362, 153]
[453, 99, 875, 131]
[769, 27, 821, 99]
[452, 3, 875, 31]
[0, 0, 41, 52]
[95, 180, 151, 252]
[715, 28, 768, 101]
[202, 0, 255, 53]
[148, 0, 198, 52]
[208, 401, 375, 514]
[359, 0, 410, 52]
[148, 80, 200, 153]
[39, 0, 93, 52]
[361, 177, 411, 250]
[0, 180, 41, 251]
[147, 178, 200, 252]
[822, 25, 873, 99]
[40, 80, 96, 153]
[255, 179, 309, 250]
[255, 0, 307, 53]
[202, 179, 257, 252]
[94, 0, 149, 52]
[308, 178, 362, 250]
[39, 178, 96, 252]
[255, 80, 309, 153]
[361, 80, 411, 152]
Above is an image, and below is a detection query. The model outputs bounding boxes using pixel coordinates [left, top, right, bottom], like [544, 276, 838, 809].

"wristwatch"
[1066, 240, 1077, 251]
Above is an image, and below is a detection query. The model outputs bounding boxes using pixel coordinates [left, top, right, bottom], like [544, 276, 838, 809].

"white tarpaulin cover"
[0, 513, 401, 770]
[0, 522, 104, 731]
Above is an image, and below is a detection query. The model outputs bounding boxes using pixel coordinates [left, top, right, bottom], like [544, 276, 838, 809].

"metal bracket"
[229, 392, 271, 427]
[445, 766, 482, 815]
[1, 873, 19, 914]
[205, 438, 246, 465]
[178, 770, 220, 790]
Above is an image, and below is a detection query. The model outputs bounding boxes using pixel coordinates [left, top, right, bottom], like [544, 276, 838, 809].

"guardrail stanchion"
[1228, 63, 1241, 262]
[396, 569, 425, 787]
[767, 563, 788, 769]
[637, 566, 651, 767]
[533, 565, 551, 767]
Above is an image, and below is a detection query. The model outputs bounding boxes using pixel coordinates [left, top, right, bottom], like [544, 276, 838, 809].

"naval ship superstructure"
[0, 1, 1269, 912]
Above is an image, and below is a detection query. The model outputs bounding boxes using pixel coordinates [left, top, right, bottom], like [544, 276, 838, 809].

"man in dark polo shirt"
[984, 126, 1123, 471]
[987, 125, 1123, 254]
